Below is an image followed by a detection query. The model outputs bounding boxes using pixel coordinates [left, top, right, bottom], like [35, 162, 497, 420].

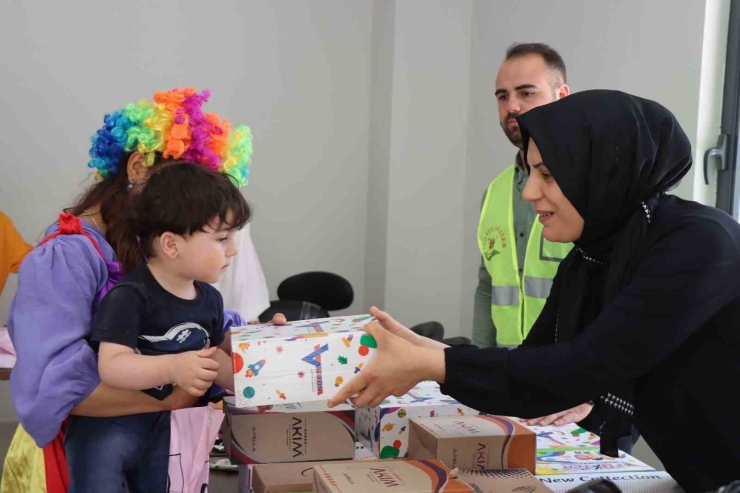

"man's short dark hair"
[506, 43, 567, 86]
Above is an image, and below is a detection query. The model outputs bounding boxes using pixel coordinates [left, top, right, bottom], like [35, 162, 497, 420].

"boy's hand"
[163, 385, 201, 410]
[248, 313, 287, 325]
[169, 347, 220, 397]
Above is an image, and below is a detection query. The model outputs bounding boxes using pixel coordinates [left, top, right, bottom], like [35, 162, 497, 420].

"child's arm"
[219, 331, 232, 357]
[99, 343, 220, 397]
[211, 348, 234, 392]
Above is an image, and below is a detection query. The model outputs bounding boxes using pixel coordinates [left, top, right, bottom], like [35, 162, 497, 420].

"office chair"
[277, 271, 354, 311]
[258, 299, 330, 323]
[408, 321, 471, 346]
[258, 271, 353, 322]
[409, 321, 444, 341]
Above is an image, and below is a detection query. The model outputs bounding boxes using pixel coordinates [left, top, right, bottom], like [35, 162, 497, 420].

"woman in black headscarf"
[329, 90, 740, 492]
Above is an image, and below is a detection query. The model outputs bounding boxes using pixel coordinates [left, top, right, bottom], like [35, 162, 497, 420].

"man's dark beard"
[501, 89, 559, 149]
[501, 120, 523, 149]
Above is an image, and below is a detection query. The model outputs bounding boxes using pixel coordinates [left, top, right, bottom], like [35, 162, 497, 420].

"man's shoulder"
[486, 163, 519, 188]
[480, 164, 519, 209]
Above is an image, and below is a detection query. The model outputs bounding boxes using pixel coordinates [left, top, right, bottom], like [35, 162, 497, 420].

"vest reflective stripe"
[524, 276, 554, 299]
[478, 164, 573, 345]
[491, 286, 520, 306]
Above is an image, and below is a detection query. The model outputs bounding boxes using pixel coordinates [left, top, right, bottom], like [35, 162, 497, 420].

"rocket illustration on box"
[245, 359, 266, 378]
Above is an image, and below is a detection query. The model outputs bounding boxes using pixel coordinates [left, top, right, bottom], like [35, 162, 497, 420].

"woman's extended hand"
[369, 306, 448, 350]
[327, 321, 446, 409]
[521, 402, 594, 427]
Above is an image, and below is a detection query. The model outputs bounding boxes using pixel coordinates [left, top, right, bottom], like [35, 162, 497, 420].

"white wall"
[380, 0, 473, 336]
[1, 0, 725, 342]
[364, 0, 396, 310]
[0, 0, 373, 321]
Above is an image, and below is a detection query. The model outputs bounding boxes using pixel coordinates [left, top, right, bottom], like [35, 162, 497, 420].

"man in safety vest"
[473, 43, 572, 349]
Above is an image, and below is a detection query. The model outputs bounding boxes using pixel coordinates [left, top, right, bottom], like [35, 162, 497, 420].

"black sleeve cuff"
[439, 344, 511, 412]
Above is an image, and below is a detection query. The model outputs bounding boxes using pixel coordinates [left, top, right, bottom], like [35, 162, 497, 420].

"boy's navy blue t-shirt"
[91, 264, 225, 400]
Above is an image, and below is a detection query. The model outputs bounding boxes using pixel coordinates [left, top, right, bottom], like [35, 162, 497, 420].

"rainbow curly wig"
[87, 87, 251, 186]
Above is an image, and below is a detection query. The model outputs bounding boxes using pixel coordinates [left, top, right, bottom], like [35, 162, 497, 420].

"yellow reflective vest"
[478, 164, 573, 345]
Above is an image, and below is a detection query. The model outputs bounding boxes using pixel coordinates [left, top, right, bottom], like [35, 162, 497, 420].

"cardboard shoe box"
[245, 443, 377, 493]
[356, 381, 479, 459]
[230, 315, 377, 407]
[313, 459, 473, 493]
[249, 462, 317, 493]
[408, 415, 536, 473]
[458, 469, 553, 493]
[223, 398, 356, 465]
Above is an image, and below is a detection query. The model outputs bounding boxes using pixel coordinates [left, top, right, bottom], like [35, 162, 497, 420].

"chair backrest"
[409, 321, 445, 342]
[277, 271, 354, 311]
[442, 336, 471, 346]
[258, 300, 330, 323]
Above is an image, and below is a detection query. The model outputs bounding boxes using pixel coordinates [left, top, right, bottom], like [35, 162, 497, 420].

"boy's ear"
[158, 232, 181, 260]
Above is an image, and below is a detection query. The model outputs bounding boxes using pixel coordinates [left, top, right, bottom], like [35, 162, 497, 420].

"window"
[706, 0, 740, 220]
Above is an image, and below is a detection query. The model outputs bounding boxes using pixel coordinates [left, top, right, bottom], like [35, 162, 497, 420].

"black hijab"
[516, 90, 692, 455]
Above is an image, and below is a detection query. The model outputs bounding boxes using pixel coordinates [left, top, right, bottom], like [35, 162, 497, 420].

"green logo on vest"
[483, 226, 507, 261]
[484, 235, 500, 260]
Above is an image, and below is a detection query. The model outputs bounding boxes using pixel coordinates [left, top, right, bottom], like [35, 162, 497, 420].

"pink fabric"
[167, 407, 224, 493]
[0, 327, 17, 368]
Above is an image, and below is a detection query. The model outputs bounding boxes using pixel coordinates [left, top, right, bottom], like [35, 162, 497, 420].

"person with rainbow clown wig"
[2, 87, 285, 493]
